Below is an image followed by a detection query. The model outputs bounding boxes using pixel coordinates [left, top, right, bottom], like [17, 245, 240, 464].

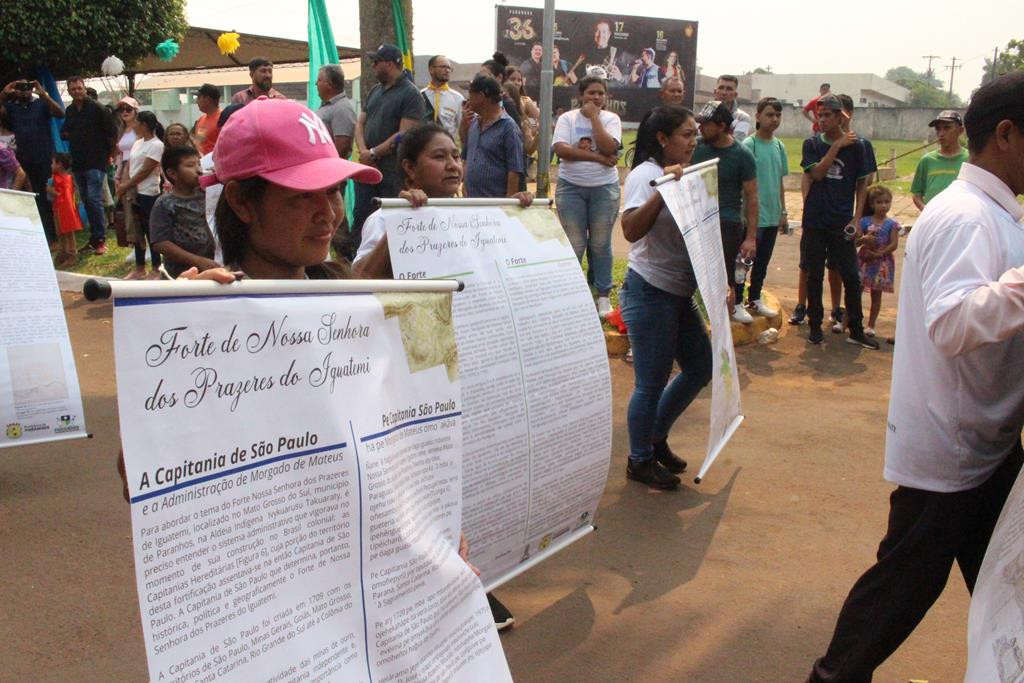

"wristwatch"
[369, 148, 377, 161]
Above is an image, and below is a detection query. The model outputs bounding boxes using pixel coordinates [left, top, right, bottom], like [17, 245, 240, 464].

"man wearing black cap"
[352, 44, 425, 247]
[692, 100, 758, 323]
[808, 71, 1024, 683]
[911, 110, 967, 210]
[799, 93, 877, 348]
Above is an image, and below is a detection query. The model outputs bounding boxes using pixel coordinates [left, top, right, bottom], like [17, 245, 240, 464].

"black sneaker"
[808, 325, 824, 344]
[846, 330, 880, 350]
[788, 303, 806, 325]
[652, 439, 687, 473]
[626, 458, 681, 489]
[488, 593, 515, 632]
[830, 307, 845, 333]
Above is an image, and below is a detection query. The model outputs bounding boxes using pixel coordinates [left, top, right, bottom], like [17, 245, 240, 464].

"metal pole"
[535, 0, 556, 198]
[83, 278, 464, 301]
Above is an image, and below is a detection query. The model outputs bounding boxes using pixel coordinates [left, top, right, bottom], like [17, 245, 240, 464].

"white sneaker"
[596, 296, 612, 318]
[732, 304, 754, 324]
[747, 299, 777, 317]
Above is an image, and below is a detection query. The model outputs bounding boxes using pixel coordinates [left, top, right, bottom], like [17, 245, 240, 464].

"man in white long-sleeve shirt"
[808, 71, 1024, 683]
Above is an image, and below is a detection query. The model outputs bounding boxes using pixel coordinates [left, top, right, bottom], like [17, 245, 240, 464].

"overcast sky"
[188, 0, 1021, 100]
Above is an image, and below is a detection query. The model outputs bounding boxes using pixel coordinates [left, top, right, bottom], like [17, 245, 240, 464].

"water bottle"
[734, 254, 753, 285]
[843, 224, 857, 241]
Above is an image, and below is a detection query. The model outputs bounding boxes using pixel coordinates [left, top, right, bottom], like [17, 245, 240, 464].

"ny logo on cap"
[297, 112, 332, 145]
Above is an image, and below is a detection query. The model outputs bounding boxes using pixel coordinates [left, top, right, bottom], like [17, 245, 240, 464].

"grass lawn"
[62, 227, 138, 278]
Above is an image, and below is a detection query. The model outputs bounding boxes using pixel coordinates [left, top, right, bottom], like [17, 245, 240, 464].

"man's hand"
[115, 183, 127, 198]
[32, 80, 45, 96]
[358, 149, 374, 166]
[739, 236, 757, 260]
[835, 131, 857, 149]
[592, 151, 617, 167]
[512, 191, 534, 207]
[778, 214, 789, 232]
[1, 81, 16, 95]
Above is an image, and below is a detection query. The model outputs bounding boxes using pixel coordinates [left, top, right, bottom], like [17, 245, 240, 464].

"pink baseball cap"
[200, 97, 382, 190]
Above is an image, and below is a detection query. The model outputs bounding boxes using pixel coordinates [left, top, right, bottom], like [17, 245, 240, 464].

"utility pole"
[945, 57, 962, 104]
[991, 46, 1000, 82]
[535, 0, 555, 198]
[921, 55, 940, 82]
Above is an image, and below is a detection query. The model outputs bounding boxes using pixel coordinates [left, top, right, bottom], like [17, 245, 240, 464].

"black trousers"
[801, 227, 863, 332]
[721, 219, 745, 305]
[808, 442, 1024, 682]
[20, 159, 58, 244]
[748, 225, 779, 302]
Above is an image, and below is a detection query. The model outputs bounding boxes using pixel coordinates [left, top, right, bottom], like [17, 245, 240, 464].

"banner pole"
[649, 158, 719, 187]
[83, 278, 464, 302]
[374, 198, 552, 208]
[535, 0, 556, 199]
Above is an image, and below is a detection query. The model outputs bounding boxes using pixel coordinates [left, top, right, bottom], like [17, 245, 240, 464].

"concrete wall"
[736, 103, 966, 141]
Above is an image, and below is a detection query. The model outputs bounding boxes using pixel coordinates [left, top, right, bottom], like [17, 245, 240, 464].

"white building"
[748, 73, 909, 108]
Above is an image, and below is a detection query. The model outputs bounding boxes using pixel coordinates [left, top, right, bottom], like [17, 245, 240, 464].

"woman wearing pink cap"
[192, 97, 383, 280]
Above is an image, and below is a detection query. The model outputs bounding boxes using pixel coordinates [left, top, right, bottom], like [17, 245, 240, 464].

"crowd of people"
[6, 43, 1024, 680]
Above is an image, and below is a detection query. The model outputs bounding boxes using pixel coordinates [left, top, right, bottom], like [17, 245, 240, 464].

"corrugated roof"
[129, 26, 360, 74]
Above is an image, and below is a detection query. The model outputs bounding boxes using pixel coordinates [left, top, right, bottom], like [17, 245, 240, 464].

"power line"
[921, 55, 940, 81]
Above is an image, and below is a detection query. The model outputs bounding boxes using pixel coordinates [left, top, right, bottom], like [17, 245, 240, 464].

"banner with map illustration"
[0, 189, 87, 449]
[114, 290, 511, 682]
[381, 202, 612, 589]
[656, 163, 744, 482]
[967, 469, 1024, 682]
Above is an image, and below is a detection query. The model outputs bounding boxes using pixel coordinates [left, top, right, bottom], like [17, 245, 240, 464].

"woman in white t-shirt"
[552, 75, 622, 318]
[115, 110, 164, 279]
[619, 105, 714, 490]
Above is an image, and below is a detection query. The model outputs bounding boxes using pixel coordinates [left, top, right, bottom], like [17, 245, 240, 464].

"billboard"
[496, 6, 698, 122]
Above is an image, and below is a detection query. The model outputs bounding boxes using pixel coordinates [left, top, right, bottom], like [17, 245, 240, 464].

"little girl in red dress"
[49, 152, 82, 268]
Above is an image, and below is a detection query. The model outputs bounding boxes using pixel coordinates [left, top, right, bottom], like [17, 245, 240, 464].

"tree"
[358, 0, 413, 101]
[0, 1, 187, 84]
[885, 66, 962, 107]
[982, 38, 1024, 83]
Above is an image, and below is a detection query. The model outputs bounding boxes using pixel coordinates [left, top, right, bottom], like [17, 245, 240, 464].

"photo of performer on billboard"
[553, 46, 578, 86]
[574, 19, 633, 86]
[661, 51, 683, 84]
[629, 48, 660, 88]
[520, 43, 543, 83]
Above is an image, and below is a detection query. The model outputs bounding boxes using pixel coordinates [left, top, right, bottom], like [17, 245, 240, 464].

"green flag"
[307, 0, 340, 109]
[307, 0, 355, 223]
[391, 0, 413, 73]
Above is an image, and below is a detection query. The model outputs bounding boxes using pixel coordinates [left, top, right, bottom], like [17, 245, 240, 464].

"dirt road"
[1, 224, 973, 682]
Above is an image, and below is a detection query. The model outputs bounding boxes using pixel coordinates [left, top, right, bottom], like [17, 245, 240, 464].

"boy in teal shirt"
[911, 110, 967, 210]
[742, 97, 789, 316]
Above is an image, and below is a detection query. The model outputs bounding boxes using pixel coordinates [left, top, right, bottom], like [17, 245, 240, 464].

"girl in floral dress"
[857, 185, 900, 337]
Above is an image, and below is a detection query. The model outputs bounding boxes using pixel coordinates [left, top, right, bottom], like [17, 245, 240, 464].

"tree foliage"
[886, 66, 963, 107]
[0, 0, 188, 83]
[982, 38, 1024, 84]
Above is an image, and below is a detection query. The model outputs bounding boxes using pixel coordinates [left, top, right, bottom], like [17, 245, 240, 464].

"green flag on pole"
[391, 0, 414, 73]
[307, 0, 339, 109]
[307, 0, 355, 223]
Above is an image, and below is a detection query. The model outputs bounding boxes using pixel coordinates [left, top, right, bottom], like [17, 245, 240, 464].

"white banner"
[967, 468, 1024, 682]
[115, 290, 510, 682]
[656, 164, 744, 482]
[382, 203, 612, 589]
[0, 189, 87, 448]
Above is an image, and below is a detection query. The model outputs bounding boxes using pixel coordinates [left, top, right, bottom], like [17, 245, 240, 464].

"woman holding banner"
[353, 122, 532, 276]
[553, 75, 622, 319]
[619, 106, 712, 490]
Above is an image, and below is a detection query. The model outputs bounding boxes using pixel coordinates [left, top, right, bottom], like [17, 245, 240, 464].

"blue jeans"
[73, 168, 107, 243]
[621, 269, 712, 463]
[555, 178, 619, 296]
[748, 225, 779, 302]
